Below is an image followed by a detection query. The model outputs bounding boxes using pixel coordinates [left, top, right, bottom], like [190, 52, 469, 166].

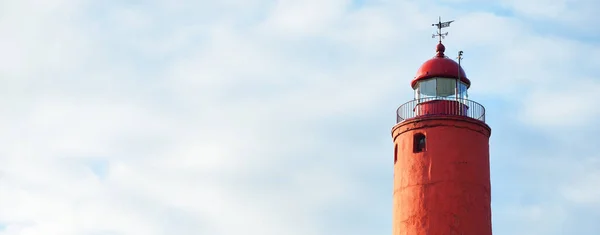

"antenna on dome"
[432, 16, 454, 43]
[456, 51, 464, 104]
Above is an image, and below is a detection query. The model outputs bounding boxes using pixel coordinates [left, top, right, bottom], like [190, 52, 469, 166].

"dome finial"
[436, 43, 446, 57]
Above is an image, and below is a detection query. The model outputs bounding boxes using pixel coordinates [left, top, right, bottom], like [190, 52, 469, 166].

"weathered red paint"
[415, 100, 468, 117]
[410, 43, 471, 89]
[391, 114, 492, 235]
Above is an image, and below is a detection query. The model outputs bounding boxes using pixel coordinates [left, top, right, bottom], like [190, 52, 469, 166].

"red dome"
[410, 43, 471, 89]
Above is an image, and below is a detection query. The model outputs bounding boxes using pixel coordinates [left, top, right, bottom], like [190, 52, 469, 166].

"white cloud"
[560, 157, 600, 207]
[502, 0, 599, 27]
[518, 79, 600, 129]
[261, 0, 350, 36]
[0, 0, 599, 235]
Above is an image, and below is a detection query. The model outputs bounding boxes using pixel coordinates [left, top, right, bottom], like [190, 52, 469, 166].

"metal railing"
[396, 97, 486, 123]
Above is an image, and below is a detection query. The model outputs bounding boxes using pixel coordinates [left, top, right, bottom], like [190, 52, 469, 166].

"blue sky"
[0, 0, 599, 234]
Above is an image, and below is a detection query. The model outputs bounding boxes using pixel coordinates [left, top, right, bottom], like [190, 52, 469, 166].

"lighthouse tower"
[391, 19, 492, 235]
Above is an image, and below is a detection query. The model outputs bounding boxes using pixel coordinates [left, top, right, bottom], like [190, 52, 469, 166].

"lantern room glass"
[414, 77, 468, 100]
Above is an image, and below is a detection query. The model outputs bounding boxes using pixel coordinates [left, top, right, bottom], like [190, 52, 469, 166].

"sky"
[0, 0, 599, 234]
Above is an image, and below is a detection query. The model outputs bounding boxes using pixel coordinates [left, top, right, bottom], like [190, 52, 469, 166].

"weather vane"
[432, 16, 454, 43]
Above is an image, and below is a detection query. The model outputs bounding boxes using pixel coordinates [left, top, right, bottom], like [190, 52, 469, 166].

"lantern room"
[411, 43, 470, 100]
[395, 42, 486, 123]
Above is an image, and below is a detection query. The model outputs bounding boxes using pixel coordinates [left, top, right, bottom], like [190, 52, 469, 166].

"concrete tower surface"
[391, 19, 492, 235]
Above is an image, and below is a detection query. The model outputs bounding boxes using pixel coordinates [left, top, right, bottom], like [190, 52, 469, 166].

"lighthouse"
[391, 18, 492, 235]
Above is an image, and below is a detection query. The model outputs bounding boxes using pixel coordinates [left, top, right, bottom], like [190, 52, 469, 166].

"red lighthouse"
[391, 18, 492, 235]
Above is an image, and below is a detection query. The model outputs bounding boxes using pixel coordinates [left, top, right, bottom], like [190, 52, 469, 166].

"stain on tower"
[391, 18, 492, 235]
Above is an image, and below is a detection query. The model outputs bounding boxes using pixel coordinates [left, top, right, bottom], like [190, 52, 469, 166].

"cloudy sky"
[0, 0, 599, 234]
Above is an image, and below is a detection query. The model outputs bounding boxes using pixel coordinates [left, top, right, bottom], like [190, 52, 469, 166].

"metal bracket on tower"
[432, 17, 454, 43]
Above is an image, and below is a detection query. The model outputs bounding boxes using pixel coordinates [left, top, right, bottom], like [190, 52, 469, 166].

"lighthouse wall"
[391, 116, 492, 235]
